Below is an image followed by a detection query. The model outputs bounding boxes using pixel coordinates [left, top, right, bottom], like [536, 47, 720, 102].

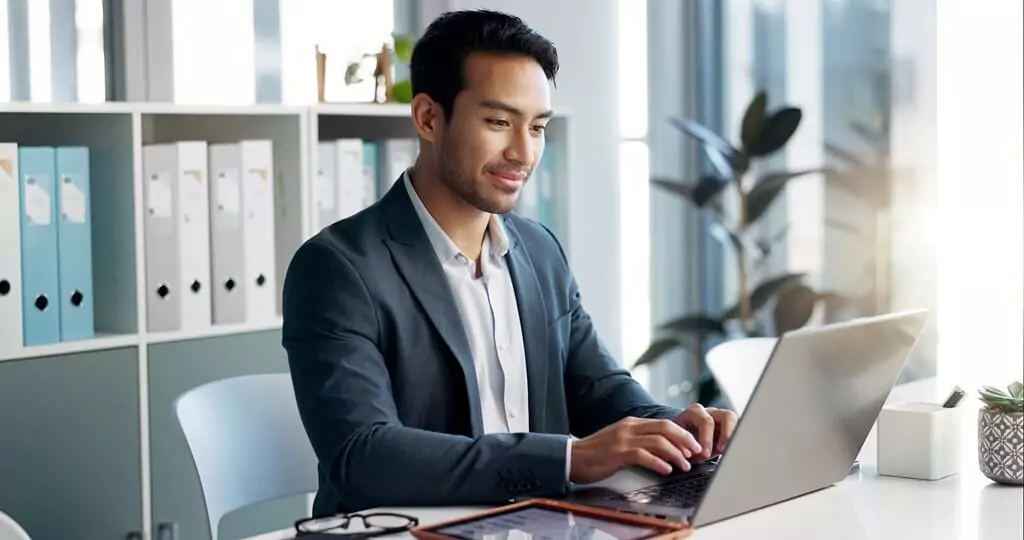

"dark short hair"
[410, 9, 559, 120]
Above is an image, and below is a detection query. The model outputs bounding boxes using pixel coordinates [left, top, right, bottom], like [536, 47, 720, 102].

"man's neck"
[409, 163, 491, 262]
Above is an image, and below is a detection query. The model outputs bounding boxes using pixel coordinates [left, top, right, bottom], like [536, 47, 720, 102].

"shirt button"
[498, 343, 506, 352]
[508, 408, 517, 418]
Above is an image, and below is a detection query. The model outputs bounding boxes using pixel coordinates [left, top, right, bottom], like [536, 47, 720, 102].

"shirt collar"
[402, 169, 510, 265]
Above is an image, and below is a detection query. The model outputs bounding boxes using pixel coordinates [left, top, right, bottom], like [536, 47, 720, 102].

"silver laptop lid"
[692, 310, 929, 527]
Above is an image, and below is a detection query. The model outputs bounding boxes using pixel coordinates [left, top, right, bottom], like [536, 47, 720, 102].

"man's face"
[433, 52, 553, 214]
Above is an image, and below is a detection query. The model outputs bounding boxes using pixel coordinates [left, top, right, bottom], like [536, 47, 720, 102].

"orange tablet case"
[410, 498, 693, 540]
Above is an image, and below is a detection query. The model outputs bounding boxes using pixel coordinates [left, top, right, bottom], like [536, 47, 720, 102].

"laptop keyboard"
[612, 471, 713, 508]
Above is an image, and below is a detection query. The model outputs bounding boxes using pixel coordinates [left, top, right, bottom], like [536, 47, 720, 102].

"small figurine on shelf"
[372, 42, 394, 104]
[315, 45, 327, 103]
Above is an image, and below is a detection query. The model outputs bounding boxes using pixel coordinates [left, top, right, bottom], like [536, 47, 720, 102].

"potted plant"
[978, 381, 1024, 485]
[634, 91, 854, 405]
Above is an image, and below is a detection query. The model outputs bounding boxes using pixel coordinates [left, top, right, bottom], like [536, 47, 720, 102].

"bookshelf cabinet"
[0, 102, 572, 540]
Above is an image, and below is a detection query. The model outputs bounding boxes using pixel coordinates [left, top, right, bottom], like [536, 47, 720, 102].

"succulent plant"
[979, 381, 1024, 413]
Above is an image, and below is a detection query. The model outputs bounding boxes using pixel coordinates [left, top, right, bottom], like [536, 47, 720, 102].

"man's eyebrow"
[479, 100, 554, 119]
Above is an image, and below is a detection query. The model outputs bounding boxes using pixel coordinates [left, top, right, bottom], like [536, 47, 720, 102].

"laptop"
[563, 310, 929, 527]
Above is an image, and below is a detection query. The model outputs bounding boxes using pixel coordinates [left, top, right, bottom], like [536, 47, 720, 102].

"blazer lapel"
[380, 180, 484, 436]
[502, 218, 550, 432]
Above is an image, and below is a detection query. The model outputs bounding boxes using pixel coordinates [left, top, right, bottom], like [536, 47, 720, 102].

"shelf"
[135, 103, 305, 116]
[0, 102, 137, 115]
[0, 333, 140, 362]
[312, 102, 412, 117]
[2, 102, 573, 355]
[0, 102, 304, 116]
[144, 317, 283, 345]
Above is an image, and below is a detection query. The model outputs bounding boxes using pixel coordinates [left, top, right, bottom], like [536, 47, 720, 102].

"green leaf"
[651, 177, 696, 202]
[744, 168, 830, 227]
[668, 116, 738, 162]
[701, 144, 735, 181]
[741, 91, 768, 153]
[773, 285, 817, 333]
[722, 273, 806, 320]
[393, 33, 415, 63]
[982, 385, 1010, 398]
[658, 315, 726, 336]
[691, 175, 730, 207]
[632, 337, 687, 369]
[748, 107, 802, 156]
[1009, 381, 1024, 398]
[392, 79, 413, 103]
[344, 62, 363, 85]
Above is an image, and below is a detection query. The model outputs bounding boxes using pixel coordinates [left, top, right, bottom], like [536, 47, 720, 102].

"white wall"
[417, 0, 625, 360]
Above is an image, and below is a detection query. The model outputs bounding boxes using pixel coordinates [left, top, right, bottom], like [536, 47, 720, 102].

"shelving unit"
[0, 101, 573, 540]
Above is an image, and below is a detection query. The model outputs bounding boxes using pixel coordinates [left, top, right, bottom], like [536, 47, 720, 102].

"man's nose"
[504, 128, 535, 165]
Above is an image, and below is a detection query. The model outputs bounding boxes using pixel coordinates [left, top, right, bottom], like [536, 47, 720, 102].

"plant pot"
[978, 408, 1024, 485]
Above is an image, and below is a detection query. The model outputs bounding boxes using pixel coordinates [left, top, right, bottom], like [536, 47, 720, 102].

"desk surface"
[247, 379, 1024, 540]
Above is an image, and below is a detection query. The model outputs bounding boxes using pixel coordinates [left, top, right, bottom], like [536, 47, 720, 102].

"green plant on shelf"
[344, 33, 417, 104]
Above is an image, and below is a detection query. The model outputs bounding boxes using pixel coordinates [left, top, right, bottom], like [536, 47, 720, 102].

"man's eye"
[532, 125, 548, 133]
[487, 119, 511, 127]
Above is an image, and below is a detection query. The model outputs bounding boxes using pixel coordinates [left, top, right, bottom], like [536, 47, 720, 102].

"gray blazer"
[282, 177, 679, 517]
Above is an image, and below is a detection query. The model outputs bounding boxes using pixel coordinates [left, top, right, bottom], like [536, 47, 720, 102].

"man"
[282, 9, 737, 517]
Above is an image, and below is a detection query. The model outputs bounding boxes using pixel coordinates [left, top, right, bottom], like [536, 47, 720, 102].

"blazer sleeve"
[547, 234, 682, 437]
[282, 240, 570, 512]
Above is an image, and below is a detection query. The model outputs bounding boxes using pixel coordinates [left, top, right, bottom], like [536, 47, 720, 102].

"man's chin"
[474, 197, 517, 215]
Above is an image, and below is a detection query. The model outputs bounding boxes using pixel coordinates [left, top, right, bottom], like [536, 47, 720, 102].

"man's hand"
[672, 404, 738, 461]
[569, 417, 703, 484]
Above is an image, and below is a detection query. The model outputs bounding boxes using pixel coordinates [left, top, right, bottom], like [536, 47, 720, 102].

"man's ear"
[411, 94, 442, 143]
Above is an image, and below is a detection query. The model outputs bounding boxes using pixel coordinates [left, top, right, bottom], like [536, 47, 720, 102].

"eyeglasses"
[294, 511, 419, 538]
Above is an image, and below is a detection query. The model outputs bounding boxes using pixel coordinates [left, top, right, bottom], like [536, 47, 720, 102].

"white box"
[877, 402, 962, 480]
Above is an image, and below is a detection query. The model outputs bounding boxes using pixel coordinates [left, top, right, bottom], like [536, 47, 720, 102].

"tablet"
[410, 499, 691, 540]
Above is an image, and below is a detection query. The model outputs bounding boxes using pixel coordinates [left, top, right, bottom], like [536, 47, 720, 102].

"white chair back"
[706, 337, 778, 415]
[173, 373, 318, 540]
[0, 510, 30, 540]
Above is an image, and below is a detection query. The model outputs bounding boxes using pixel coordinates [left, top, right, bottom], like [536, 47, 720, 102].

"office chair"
[705, 337, 777, 415]
[0, 510, 30, 540]
[174, 373, 319, 540]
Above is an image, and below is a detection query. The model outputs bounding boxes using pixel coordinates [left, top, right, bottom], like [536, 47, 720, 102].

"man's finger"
[682, 405, 715, 459]
[637, 419, 703, 455]
[708, 408, 738, 453]
[636, 434, 691, 472]
[626, 448, 673, 475]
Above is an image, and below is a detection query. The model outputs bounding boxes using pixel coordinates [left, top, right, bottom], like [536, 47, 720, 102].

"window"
[719, 0, 938, 382]
[1, 0, 106, 103]
[0, 0, 10, 101]
[170, 0, 395, 104]
[617, 0, 651, 381]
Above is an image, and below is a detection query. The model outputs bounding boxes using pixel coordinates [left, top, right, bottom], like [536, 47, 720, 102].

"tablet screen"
[432, 506, 661, 540]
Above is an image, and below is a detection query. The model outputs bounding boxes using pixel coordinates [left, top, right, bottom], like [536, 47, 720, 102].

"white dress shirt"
[403, 172, 573, 480]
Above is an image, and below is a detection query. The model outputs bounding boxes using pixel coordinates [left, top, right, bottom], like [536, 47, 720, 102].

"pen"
[941, 385, 965, 408]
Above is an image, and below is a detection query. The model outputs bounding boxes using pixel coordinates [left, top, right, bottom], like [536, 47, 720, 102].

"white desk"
[247, 379, 1023, 540]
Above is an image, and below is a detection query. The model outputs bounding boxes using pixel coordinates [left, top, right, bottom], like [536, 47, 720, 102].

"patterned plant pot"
[978, 408, 1024, 485]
